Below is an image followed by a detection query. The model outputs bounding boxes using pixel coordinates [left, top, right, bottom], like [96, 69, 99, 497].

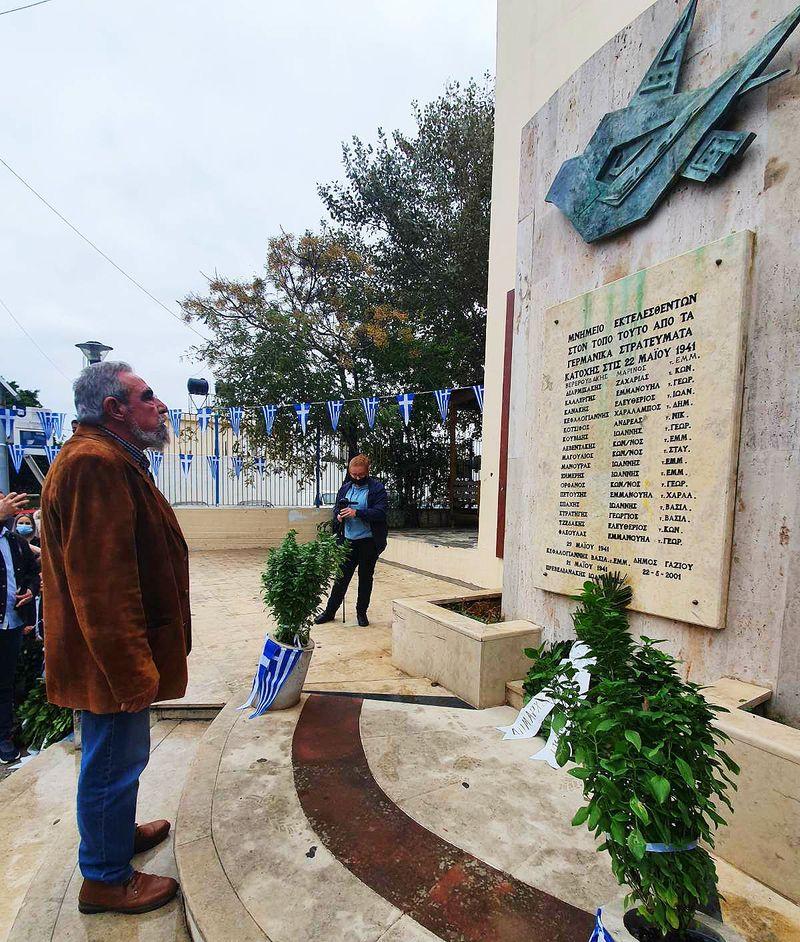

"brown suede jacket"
[41, 425, 191, 713]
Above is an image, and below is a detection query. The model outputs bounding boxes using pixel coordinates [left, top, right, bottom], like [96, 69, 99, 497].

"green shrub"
[548, 574, 739, 938]
[17, 679, 73, 751]
[261, 530, 348, 647]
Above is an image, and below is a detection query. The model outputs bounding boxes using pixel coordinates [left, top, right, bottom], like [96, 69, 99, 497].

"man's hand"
[0, 492, 29, 518]
[339, 507, 357, 519]
[120, 680, 160, 714]
[15, 589, 33, 608]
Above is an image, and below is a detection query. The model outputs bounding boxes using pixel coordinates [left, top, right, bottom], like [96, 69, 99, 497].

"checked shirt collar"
[97, 425, 153, 478]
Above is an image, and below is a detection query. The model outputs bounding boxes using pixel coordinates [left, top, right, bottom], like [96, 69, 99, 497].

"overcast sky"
[1, 0, 496, 417]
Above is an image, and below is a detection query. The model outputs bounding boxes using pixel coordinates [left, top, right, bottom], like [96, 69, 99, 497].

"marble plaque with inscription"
[531, 232, 753, 628]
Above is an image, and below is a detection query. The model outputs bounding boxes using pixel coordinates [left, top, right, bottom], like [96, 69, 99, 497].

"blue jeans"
[77, 709, 151, 884]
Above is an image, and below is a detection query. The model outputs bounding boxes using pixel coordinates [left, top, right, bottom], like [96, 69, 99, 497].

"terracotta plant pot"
[624, 910, 725, 942]
[269, 637, 315, 710]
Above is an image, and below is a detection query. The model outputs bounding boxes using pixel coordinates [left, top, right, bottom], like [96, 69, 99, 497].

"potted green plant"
[258, 529, 348, 710]
[547, 574, 739, 942]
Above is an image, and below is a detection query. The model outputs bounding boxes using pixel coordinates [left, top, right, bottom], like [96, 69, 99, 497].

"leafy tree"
[319, 76, 493, 389]
[182, 78, 493, 517]
[4, 380, 42, 407]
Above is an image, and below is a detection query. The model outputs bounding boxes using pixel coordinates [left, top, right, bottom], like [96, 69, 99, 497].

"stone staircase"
[4, 717, 208, 942]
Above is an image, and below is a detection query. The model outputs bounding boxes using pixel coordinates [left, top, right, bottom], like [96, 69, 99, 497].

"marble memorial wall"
[531, 233, 752, 628]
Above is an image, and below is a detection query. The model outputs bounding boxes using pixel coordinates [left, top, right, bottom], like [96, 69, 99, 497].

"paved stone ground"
[158, 549, 463, 709]
[0, 552, 462, 942]
[4, 549, 798, 942]
[390, 529, 479, 550]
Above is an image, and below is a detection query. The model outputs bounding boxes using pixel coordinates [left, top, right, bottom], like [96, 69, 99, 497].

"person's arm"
[356, 483, 388, 523]
[59, 455, 159, 706]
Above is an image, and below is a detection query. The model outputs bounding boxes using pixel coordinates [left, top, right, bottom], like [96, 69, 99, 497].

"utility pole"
[0, 382, 10, 494]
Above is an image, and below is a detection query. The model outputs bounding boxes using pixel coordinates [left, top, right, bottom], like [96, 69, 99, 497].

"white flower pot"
[269, 636, 315, 710]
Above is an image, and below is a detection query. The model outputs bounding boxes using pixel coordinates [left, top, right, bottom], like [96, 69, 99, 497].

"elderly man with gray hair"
[40, 362, 191, 916]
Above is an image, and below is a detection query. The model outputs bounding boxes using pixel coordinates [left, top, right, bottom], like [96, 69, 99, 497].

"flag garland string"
[0, 382, 485, 475]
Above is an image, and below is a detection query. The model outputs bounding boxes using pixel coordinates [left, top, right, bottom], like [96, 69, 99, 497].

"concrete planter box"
[391, 590, 540, 709]
[705, 679, 800, 905]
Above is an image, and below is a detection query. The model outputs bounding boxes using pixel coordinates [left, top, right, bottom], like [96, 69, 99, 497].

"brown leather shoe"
[133, 819, 171, 854]
[78, 870, 179, 915]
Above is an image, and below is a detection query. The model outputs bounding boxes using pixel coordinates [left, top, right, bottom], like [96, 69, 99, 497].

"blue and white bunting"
[0, 408, 16, 441]
[238, 636, 304, 719]
[227, 406, 245, 438]
[231, 455, 244, 477]
[52, 412, 65, 441]
[206, 455, 220, 479]
[294, 402, 310, 435]
[361, 396, 380, 429]
[588, 909, 616, 942]
[168, 408, 183, 438]
[261, 405, 278, 436]
[44, 443, 61, 465]
[253, 456, 267, 475]
[396, 392, 415, 426]
[197, 407, 214, 432]
[179, 452, 193, 476]
[327, 400, 344, 432]
[434, 388, 451, 424]
[36, 410, 64, 442]
[472, 384, 484, 412]
[149, 450, 164, 478]
[8, 443, 25, 473]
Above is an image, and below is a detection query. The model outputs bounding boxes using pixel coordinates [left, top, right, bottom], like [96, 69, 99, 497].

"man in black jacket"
[315, 455, 388, 627]
[0, 491, 41, 764]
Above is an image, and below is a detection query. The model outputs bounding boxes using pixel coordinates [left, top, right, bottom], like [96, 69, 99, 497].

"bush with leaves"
[261, 530, 349, 647]
[17, 679, 73, 751]
[547, 574, 739, 939]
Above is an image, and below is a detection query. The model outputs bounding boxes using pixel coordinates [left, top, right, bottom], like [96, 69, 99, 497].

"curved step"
[175, 695, 268, 942]
[7, 718, 204, 942]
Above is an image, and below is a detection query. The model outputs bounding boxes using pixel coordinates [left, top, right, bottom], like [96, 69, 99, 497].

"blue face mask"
[17, 525, 33, 536]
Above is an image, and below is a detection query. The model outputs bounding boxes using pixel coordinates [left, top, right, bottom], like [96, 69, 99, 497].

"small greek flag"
[0, 408, 16, 441]
[168, 408, 183, 438]
[149, 450, 164, 478]
[197, 407, 214, 432]
[206, 455, 220, 478]
[179, 452, 193, 476]
[588, 909, 616, 941]
[52, 412, 65, 440]
[228, 406, 245, 438]
[261, 405, 278, 436]
[44, 443, 61, 465]
[294, 402, 310, 435]
[253, 456, 267, 475]
[231, 455, 244, 477]
[327, 400, 344, 432]
[434, 388, 451, 424]
[361, 396, 380, 429]
[239, 636, 303, 719]
[472, 384, 484, 412]
[36, 410, 63, 442]
[8, 443, 25, 473]
[396, 392, 414, 425]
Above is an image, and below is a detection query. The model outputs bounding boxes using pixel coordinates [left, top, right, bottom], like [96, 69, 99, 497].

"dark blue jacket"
[0, 528, 40, 628]
[332, 477, 388, 554]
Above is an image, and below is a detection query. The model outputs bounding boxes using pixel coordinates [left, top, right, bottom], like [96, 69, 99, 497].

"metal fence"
[156, 411, 482, 522]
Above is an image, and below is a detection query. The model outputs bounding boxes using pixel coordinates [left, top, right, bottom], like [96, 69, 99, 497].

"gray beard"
[127, 417, 170, 451]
